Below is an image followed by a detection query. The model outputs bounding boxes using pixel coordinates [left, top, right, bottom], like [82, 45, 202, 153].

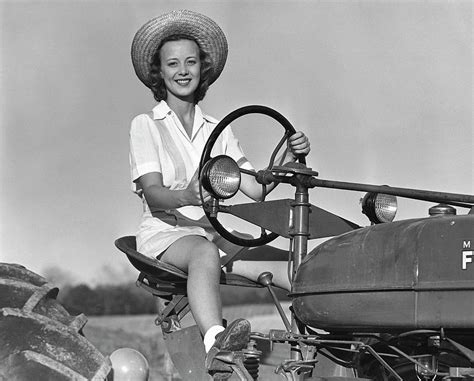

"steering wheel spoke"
[239, 167, 258, 177]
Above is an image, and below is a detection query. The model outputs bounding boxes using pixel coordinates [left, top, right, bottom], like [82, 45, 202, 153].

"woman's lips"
[176, 79, 191, 86]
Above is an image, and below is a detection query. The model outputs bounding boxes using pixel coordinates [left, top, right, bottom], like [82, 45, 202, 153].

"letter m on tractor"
[462, 241, 472, 270]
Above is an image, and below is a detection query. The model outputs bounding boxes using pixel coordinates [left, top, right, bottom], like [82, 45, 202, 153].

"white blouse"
[129, 101, 251, 257]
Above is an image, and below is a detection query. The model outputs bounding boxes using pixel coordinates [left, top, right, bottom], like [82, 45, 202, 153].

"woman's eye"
[168, 62, 177, 67]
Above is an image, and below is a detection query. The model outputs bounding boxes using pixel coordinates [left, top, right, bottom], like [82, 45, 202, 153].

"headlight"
[201, 155, 241, 199]
[361, 192, 397, 224]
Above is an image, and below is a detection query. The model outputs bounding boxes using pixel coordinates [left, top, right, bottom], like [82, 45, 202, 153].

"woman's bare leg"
[160, 235, 222, 334]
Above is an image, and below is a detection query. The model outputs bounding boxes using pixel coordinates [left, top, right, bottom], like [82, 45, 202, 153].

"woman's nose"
[178, 64, 188, 75]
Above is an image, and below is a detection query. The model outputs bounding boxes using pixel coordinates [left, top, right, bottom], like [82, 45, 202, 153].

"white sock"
[203, 325, 225, 353]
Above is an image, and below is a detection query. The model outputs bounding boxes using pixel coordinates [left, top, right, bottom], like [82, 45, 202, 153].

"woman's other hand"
[288, 131, 311, 159]
[183, 168, 211, 206]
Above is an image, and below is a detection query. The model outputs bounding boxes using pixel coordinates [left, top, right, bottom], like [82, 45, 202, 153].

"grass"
[84, 303, 291, 380]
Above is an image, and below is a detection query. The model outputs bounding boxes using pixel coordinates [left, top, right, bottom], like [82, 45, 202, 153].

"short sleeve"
[222, 126, 254, 171]
[129, 114, 162, 193]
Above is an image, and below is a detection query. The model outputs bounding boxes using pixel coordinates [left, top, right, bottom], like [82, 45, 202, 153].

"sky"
[1, 0, 472, 286]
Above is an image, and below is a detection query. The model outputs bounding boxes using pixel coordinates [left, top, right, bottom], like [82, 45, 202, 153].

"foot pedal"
[206, 350, 254, 381]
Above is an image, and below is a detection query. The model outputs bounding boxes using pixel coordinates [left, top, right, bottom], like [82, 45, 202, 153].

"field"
[84, 303, 290, 380]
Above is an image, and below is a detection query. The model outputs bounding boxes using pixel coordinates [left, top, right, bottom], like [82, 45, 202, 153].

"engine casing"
[291, 214, 474, 331]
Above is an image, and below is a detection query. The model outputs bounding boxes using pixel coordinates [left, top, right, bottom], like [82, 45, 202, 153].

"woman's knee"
[161, 235, 218, 269]
[191, 238, 220, 266]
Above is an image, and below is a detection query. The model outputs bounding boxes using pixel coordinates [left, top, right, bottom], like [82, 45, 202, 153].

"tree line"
[58, 282, 289, 316]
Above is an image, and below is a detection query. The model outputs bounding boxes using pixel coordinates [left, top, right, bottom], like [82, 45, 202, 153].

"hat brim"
[131, 9, 228, 89]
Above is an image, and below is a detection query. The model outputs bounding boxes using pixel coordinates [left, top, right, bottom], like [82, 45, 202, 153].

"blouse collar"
[152, 101, 217, 124]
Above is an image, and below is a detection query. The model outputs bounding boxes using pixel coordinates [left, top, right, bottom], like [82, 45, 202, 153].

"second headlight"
[361, 192, 398, 224]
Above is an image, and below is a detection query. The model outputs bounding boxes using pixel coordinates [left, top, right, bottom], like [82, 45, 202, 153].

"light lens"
[362, 192, 397, 224]
[202, 155, 241, 199]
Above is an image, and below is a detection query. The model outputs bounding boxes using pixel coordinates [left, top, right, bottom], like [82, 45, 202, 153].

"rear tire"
[0, 263, 112, 380]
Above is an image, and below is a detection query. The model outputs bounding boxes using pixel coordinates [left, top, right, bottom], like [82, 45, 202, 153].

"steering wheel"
[199, 105, 306, 247]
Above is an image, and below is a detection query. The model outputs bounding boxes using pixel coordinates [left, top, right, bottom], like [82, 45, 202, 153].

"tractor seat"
[114, 236, 263, 298]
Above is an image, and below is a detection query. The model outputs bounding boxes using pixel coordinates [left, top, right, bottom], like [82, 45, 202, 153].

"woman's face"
[159, 39, 201, 101]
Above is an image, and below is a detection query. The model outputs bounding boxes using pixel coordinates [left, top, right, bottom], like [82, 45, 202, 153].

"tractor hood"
[291, 213, 474, 331]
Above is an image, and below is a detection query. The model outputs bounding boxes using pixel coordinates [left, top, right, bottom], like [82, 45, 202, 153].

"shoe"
[213, 318, 251, 352]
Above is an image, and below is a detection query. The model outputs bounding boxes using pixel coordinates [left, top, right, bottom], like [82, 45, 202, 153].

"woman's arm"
[138, 170, 210, 210]
[239, 131, 311, 201]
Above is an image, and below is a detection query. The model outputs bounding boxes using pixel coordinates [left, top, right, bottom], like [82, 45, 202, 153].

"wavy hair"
[149, 35, 213, 104]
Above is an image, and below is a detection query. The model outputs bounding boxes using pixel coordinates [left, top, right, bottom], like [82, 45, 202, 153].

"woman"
[129, 9, 310, 361]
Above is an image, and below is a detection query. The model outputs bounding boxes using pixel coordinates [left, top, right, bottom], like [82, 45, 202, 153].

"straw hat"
[131, 9, 228, 89]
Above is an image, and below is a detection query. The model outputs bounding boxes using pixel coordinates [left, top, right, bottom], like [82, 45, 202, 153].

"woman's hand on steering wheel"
[288, 131, 311, 159]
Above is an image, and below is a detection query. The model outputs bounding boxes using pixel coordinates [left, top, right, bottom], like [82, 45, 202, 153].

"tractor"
[2, 105, 473, 380]
[116, 105, 474, 380]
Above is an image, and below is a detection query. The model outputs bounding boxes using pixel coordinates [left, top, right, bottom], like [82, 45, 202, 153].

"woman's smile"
[176, 78, 192, 86]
